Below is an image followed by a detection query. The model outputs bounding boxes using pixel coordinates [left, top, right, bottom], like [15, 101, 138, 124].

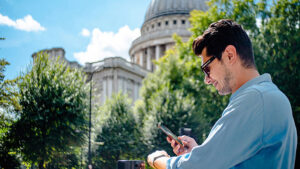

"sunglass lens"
[203, 67, 210, 77]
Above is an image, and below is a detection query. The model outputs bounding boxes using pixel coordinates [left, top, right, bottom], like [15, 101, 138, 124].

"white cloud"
[74, 25, 140, 64]
[0, 13, 46, 32]
[81, 28, 90, 37]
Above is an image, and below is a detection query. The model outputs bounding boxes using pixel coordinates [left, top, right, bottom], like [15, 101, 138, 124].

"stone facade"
[84, 57, 148, 105]
[129, 14, 191, 71]
[32, 48, 148, 106]
[129, 0, 207, 72]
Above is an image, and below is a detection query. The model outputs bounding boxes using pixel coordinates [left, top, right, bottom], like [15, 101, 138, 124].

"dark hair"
[192, 19, 255, 68]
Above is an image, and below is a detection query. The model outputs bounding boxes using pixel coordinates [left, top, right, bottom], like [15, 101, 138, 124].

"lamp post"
[88, 72, 93, 168]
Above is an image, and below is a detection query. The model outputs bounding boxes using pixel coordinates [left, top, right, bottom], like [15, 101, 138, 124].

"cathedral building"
[32, 0, 207, 105]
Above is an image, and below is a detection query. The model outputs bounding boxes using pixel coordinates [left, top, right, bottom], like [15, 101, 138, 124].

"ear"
[224, 45, 237, 64]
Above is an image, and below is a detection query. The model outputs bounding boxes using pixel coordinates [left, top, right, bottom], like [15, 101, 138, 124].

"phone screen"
[158, 124, 183, 146]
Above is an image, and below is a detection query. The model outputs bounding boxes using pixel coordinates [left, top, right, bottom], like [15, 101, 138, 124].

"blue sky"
[0, 0, 149, 80]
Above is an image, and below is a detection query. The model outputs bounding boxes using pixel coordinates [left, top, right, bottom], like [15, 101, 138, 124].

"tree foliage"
[0, 59, 20, 112]
[46, 150, 81, 169]
[9, 53, 89, 168]
[0, 59, 21, 169]
[93, 93, 140, 169]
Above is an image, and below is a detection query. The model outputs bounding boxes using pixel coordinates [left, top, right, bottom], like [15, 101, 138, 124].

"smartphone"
[158, 124, 184, 147]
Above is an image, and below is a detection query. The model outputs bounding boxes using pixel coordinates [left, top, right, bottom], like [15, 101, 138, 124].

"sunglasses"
[201, 55, 216, 77]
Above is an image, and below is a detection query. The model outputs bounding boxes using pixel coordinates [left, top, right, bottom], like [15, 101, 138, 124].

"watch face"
[158, 124, 183, 146]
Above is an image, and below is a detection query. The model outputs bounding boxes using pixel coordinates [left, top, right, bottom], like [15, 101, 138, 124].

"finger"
[173, 145, 179, 155]
[180, 136, 195, 144]
[178, 135, 185, 139]
[174, 144, 181, 155]
[167, 136, 172, 143]
[171, 139, 177, 148]
[182, 140, 189, 146]
[179, 135, 189, 141]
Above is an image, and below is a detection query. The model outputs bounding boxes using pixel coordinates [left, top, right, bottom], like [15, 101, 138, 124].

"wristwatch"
[153, 154, 166, 168]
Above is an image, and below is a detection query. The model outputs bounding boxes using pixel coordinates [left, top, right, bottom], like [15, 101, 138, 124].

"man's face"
[201, 48, 233, 95]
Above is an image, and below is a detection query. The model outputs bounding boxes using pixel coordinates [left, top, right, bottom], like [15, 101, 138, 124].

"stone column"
[147, 48, 151, 70]
[113, 69, 118, 93]
[124, 78, 127, 94]
[102, 78, 107, 105]
[140, 51, 144, 67]
[108, 77, 112, 98]
[118, 77, 123, 93]
[155, 45, 161, 70]
[134, 54, 137, 64]
[133, 81, 139, 103]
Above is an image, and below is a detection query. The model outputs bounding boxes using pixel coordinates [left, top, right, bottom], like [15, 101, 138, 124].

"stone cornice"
[84, 57, 149, 78]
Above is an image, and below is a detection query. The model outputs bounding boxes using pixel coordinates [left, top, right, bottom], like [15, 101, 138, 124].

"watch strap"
[153, 154, 166, 168]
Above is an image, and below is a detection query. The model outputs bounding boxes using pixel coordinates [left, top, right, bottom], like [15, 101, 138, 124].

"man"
[147, 19, 297, 169]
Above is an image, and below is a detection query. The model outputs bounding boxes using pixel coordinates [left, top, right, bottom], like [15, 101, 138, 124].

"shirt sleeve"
[167, 89, 264, 169]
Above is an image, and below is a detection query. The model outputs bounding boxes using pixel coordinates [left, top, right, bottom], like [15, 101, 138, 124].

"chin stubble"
[218, 66, 233, 95]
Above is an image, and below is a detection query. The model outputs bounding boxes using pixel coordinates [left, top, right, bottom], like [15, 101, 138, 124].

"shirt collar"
[229, 73, 272, 101]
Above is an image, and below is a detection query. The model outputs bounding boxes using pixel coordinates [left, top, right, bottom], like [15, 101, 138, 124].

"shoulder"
[226, 86, 263, 115]
[249, 81, 291, 112]
[232, 80, 289, 108]
[223, 80, 281, 117]
[242, 80, 293, 132]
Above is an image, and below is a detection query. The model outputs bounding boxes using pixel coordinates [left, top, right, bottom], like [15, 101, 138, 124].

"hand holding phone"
[158, 124, 184, 147]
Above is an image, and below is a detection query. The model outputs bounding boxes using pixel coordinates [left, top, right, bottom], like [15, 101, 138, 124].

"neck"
[231, 67, 259, 94]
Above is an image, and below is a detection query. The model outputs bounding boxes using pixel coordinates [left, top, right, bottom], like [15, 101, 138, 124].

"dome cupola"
[145, 0, 207, 22]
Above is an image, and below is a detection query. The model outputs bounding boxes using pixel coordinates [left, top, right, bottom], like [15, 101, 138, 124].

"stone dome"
[144, 0, 208, 22]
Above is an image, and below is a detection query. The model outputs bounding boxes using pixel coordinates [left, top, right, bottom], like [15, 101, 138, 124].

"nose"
[204, 75, 212, 85]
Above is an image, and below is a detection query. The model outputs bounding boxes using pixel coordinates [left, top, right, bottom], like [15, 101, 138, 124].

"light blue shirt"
[167, 73, 297, 169]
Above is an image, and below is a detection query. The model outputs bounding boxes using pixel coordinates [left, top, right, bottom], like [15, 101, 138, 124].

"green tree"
[93, 93, 139, 169]
[9, 53, 89, 169]
[0, 59, 20, 112]
[0, 59, 21, 169]
[46, 150, 81, 169]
